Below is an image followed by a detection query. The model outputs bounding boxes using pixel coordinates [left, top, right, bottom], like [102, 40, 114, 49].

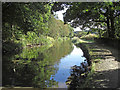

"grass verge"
[71, 34, 98, 88]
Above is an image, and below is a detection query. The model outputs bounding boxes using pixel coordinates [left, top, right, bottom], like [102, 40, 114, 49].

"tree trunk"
[110, 10, 115, 38]
[98, 29, 101, 38]
[106, 16, 110, 38]
[97, 25, 101, 38]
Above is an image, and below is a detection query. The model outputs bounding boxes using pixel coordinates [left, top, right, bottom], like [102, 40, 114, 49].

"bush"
[80, 34, 98, 40]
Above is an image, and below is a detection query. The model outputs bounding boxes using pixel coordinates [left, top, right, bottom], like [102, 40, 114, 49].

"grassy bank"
[76, 42, 96, 88]
[71, 34, 98, 88]
[72, 33, 120, 88]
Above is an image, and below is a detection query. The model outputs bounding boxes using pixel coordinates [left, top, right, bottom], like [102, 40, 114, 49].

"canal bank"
[3, 39, 88, 89]
[72, 37, 120, 88]
[69, 38, 94, 88]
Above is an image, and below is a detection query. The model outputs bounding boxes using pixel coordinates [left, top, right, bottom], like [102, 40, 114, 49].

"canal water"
[2, 40, 86, 88]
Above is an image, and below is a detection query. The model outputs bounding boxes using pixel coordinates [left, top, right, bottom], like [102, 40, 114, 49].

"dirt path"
[84, 41, 120, 88]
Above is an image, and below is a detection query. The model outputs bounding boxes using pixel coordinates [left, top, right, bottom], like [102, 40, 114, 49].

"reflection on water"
[2, 40, 86, 88]
[50, 45, 86, 88]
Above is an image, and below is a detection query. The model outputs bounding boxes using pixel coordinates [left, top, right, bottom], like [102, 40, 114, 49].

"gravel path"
[86, 42, 120, 88]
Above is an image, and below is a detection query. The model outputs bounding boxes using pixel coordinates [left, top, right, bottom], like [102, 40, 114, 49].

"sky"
[55, 8, 81, 31]
[55, 8, 67, 22]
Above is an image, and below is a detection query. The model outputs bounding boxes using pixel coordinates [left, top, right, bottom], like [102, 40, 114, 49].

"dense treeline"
[2, 2, 74, 53]
[52, 2, 120, 39]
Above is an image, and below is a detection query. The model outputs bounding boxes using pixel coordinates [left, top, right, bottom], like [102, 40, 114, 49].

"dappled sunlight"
[2, 2, 120, 89]
[80, 39, 120, 88]
[91, 68, 120, 88]
[72, 36, 120, 88]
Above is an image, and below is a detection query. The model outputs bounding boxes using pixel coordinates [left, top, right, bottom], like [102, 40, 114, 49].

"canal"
[2, 40, 87, 88]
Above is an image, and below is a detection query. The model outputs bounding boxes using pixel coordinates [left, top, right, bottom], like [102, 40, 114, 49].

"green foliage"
[72, 37, 80, 43]
[2, 2, 52, 52]
[80, 34, 98, 41]
[74, 31, 87, 37]
[2, 2, 74, 52]
[48, 15, 74, 39]
[3, 40, 73, 88]
[53, 2, 120, 39]
[2, 2, 51, 34]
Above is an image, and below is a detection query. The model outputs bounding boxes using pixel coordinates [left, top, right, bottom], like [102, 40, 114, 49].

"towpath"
[81, 39, 120, 88]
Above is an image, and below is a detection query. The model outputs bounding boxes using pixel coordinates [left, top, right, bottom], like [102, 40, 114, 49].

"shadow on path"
[81, 40, 120, 88]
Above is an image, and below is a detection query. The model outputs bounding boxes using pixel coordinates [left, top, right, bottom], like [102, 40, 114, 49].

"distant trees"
[48, 16, 74, 39]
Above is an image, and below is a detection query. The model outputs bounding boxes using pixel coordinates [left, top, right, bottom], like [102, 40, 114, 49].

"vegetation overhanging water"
[3, 40, 87, 88]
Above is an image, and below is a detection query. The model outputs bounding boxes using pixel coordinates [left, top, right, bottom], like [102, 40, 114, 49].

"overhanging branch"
[92, 20, 107, 23]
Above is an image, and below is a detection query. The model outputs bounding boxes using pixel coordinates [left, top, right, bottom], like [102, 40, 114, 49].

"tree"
[2, 2, 51, 41]
[52, 2, 120, 38]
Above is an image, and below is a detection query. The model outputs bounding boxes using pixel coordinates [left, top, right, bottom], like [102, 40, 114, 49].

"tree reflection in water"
[2, 40, 73, 88]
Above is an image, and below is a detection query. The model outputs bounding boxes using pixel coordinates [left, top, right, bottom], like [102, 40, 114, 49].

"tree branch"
[92, 20, 107, 23]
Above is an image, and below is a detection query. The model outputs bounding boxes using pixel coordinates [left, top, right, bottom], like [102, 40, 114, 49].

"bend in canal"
[2, 40, 87, 88]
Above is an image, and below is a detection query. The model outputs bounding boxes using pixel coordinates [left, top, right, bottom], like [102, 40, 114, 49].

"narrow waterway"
[2, 40, 87, 88]
[51, 44, 86, 88]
